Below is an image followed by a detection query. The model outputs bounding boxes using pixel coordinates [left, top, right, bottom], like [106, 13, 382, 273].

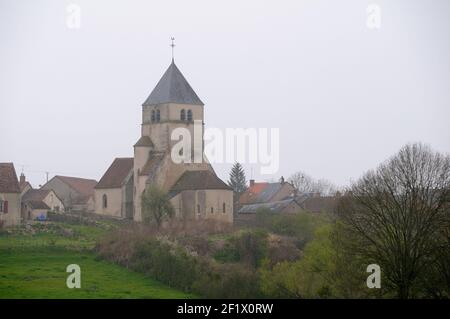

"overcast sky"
[1, 0, 449, 188]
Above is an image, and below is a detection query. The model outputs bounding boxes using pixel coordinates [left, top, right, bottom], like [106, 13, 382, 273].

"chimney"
[280, 176, 285, 184]
[249, 179, 255, 187]
[20, 173, 26, 184]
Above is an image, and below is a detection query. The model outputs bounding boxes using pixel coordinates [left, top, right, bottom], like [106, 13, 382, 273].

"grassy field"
[0, 221, 194, 299]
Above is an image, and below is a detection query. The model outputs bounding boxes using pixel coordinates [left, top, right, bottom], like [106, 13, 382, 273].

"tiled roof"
[19, 181, 32, 192]
[23, 189, 50, 202]
[142, 61, 204, 106]
[238, 198, 301, 214]
[26, 200, 50, 210]
[134, 136, 154, 147]
[238, 182, 268, 204]
[170, 170, 232, 193]
[95, 158, 134, 189]
[300, 196, 337, 213]
[0, 163, 20, 193]
[51, 175, 97, 197]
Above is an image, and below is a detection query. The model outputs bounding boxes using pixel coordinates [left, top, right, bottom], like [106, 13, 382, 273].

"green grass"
[0, 222, 195, 299]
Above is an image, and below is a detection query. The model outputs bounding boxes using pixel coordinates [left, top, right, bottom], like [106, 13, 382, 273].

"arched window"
[187, 109, 193, 121]
[151, 110, 155, 122]
[102, 194, 108, 209]
[223, 203, 226, 213]
[156, 109, 161, 122]
[210, 207, 214, 214]
[180, 109, 186, 121]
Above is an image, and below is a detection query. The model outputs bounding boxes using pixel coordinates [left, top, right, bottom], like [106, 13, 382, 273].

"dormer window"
[180, 109, 186, 121]
[187, 109, 193, 121]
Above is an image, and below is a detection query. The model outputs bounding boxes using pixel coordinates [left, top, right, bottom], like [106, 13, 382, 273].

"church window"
[210, 207, 214, 214]
[187, 109, 193, 121]
[156, 109, 161, 122]
[102, 194, 108, 209]
[223, 203, 226, 213]
[151, 110, 155, 122]
[180, 109, 186, 121]
[197, 204, 200, 215]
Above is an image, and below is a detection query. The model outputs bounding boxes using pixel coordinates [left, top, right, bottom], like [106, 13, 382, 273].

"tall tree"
[228, 162, 248, 194]
[141, 186, 175, 227]
[335, 143, 450, 298]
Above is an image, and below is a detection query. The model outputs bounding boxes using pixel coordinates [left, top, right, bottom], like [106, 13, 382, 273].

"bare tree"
[335, 143, 450, 298]
[288, 171, 337, 196]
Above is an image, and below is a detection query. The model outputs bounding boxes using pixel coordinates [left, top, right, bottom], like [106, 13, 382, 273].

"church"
[94, 57, 234, 224]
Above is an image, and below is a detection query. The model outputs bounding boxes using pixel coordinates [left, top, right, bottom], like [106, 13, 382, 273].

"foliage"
[255, 209, 327, 249]
[227, 162, 248, 194]
[141, 186, 175, 227]
[213, 229, 269, 268]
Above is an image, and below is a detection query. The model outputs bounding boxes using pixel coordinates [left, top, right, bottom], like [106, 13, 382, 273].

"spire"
[142, 60, 204, 106]
[170, 37, 175, 62]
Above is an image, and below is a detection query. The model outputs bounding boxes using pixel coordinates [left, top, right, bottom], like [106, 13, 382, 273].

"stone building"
[22, 188, 65, 220]
[94, 157, 134, 218]
[96, 59, 233, 223]
[41, 175, 97, 212]
[0, 163, 21, 227]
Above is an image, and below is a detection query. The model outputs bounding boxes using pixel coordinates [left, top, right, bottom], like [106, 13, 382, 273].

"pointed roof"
[142, 61, 204, 106]
[95, 158, 134, 189]
[0, 163, 20, 193]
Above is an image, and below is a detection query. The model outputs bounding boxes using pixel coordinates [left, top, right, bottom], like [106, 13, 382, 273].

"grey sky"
[1, 0, 449, 188]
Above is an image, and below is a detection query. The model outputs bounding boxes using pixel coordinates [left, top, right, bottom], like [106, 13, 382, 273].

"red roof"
[239, 182, 269, 204]
[0, 163, 20, 193]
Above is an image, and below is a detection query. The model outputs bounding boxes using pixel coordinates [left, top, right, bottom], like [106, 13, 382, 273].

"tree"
[228, 162, 248, 194]
[335, 143, 450, 298]
[288, 171, 337, 196]
[141, 186, 175, 227]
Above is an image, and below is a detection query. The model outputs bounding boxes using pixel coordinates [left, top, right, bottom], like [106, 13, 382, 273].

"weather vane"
[170, 37, 175, 61]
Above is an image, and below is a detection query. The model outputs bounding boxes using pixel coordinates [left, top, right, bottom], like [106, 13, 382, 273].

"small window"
[156, 110, 161, 122]
[197, 204, 201, 215]
[0, 200, 8, 214]
[102, 194, 108, 209]
[180, 109, 186, 121]
[210, 207, 214, 214]
[223, 203, 226, 213]
[187, 109, 193, 121]
[151, 110, 155, 122]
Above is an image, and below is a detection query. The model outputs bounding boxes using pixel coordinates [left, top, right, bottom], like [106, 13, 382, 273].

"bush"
[255, 210, 326, 249]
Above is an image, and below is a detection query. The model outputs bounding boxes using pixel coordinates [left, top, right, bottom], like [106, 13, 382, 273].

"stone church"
[94, 59, 233, 223]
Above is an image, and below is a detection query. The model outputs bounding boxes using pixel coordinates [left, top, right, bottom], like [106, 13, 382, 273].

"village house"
[237, 176, 337, 223]
[238, 177, 297, 208]
[41, 175, 97, 213]
[22, 188, 65, 220]
[0, 163, 22, 227]
[95, 58, 234, 223]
